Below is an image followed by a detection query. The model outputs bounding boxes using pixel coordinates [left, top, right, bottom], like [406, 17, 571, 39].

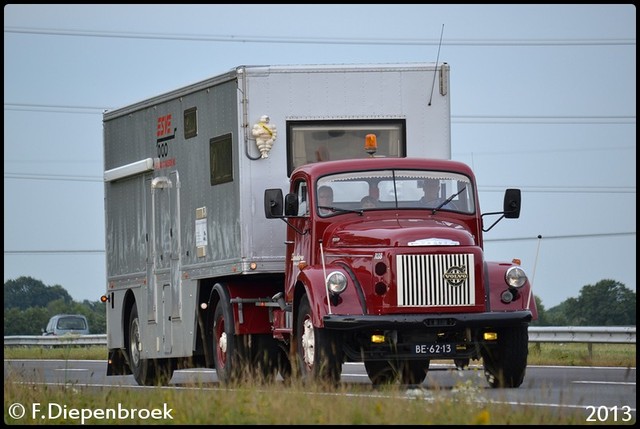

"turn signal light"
[483, 332, 498, 341]
[371, 334, 385, 344]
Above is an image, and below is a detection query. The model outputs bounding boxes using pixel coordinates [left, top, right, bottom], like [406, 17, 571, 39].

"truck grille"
[396, 254, 475, 307]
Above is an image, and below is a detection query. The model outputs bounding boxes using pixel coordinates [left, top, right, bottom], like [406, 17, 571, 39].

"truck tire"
[481, 325, 528, 388]
[276, 342, 292, 382]
[212, 299, 245, 384]
[295, 294, 342, 385]
[400, 360, 429, 385]
[364, 360, 397, 385]
[127, 304, 173, 386]
[454, 358, 470, 370]
[365, 359, 429, 385]
[251, 334, 283, 383]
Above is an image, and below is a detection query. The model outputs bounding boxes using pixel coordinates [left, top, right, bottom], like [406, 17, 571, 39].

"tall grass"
[4, 371, 598, 425]
[4, 343, 634, 424]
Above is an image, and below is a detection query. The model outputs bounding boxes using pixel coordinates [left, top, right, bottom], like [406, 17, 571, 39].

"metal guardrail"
[3, 327, 636, 348]
[4, 334, 108, 347]
[528, 326, 636, 344]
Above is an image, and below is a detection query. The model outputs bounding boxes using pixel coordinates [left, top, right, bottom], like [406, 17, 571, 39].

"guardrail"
[4, 327, 635, 348]
[528, 326, 636, 344]
[4, 334, 107, 347]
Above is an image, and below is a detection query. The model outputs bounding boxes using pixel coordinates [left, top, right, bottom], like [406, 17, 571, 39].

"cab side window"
[295, 180, 309, 216]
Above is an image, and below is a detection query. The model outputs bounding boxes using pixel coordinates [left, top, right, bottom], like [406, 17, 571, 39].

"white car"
[42, 314, 89, 336]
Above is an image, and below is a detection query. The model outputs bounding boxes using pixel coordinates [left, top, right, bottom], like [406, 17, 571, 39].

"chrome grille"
[396, 254, 475, 306]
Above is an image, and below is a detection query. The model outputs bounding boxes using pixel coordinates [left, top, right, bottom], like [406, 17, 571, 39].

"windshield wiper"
[432, 187, 466, 214]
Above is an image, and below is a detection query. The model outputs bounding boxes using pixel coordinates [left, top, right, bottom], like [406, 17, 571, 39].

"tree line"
[4, 276, 106, 336]
[3, 276, 636, 336]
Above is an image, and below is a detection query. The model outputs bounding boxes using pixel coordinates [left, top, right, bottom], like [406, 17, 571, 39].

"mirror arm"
[481, 212, 505, 232]
[280, 218, 308, 236]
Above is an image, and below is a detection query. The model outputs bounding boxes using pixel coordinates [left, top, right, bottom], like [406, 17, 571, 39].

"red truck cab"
[265, 154, 536, 387]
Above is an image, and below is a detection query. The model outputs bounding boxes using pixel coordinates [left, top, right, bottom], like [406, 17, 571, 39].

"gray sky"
[4, 4, 636, 308]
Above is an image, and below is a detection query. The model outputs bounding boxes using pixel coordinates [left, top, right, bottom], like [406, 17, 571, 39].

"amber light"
[100, 295, 109, 303]
[365, 134, 377, 156]
[483, 332, 498, 341]
[371, 334, 385, 343]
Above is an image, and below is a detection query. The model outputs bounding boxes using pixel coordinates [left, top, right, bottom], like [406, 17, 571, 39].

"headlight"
[505, 266, 527, 288]
[326, 271, 347, 294]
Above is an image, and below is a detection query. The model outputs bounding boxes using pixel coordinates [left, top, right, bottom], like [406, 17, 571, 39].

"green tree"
[4, 306, 50, 335]
[545, 300, 571, 326]
[530, 295, 550, 326]
[546, 279, 635, 326]
[81, 299, 107, 334]
[4, 276, 73, 310]
[4, 276, 107, 335]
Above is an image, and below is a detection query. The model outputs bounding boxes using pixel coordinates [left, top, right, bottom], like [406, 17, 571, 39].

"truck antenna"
[526, 234, 543, 309]
[428, 24, 445, 106]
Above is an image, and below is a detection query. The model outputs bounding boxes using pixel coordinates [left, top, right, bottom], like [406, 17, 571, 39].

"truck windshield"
[316, 169, 475, 216]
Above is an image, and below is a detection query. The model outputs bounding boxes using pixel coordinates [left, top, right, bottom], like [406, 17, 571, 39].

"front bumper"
[323, 310, 533, 330]
[323, 310, 533, 361]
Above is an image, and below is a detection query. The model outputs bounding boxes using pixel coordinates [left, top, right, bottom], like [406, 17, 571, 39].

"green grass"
[4, 372, 608, 425]
[4, 344, 635, 424]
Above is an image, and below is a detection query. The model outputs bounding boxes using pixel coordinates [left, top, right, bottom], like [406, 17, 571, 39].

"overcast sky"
[4, 4, 636, 308]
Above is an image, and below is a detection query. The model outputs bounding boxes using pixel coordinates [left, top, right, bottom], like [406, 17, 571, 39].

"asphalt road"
[4, 359, 636, 423]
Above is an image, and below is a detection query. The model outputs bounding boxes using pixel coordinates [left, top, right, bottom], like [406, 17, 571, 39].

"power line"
[4, 173, 102, 182]
[4, 231, 635, 255]
[4, 27, 636, 47]
[3, 173, 636, 194]
[485, 231, 636, 243]
[3, 102, 111, 114]
[4, 103, 636, 125]
[455, 116, 635, 125]
[4, 250, 104, 255]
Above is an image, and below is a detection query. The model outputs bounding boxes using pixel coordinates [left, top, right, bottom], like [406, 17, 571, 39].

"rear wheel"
[296, 295, 342, 385]
[212, 299, 245, 384]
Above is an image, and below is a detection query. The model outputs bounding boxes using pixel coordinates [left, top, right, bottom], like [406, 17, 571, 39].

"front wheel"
[364, 360, 397, 385]
[365, 359, 429, 385]
[482, 325, 528, 388]
[295, 294, 342, 385]
[454, 358, 470, 370]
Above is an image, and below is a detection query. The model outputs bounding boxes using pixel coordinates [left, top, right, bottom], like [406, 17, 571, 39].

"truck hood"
[326, 217, 475, 248]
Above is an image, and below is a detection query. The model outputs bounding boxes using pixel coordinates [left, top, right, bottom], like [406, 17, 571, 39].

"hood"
[326, 217, 475, 248]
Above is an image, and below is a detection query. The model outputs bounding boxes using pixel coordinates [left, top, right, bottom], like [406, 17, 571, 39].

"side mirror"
[284, 193, 299, 217]
[503, 188, 521, 219]
[264, 189, 284, 218]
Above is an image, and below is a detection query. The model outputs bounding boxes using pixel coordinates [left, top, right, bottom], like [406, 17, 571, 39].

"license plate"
[413, 343, 455, 355]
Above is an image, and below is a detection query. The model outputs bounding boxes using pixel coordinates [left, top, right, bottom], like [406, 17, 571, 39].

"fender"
[297, 265, 367, 327]
[486, 261, 538, 320]
[205, 282, 234, 335]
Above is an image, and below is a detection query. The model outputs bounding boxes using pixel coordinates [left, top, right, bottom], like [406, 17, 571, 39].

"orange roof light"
[365, 134, 377, 156]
